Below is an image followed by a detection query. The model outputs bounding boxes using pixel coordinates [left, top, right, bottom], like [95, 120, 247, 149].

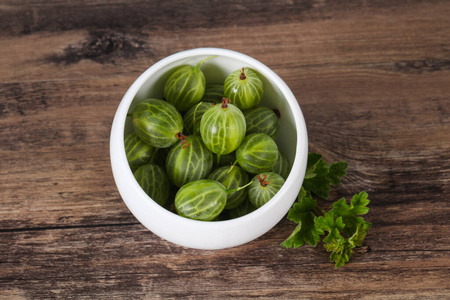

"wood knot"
[82, 32, 123, 57]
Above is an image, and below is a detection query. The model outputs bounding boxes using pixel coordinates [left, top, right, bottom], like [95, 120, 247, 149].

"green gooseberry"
[202, 84, 224, 103]
[124, 132, 158, 171]
[165, 135, 213, 188]
[248, 172, 285, 208]
[134, 163, 170, 206]
[235, 133, 278, 174]
[272, 151, 291, 180]
[227, 198, 257, 219]
[208, 165, 249, 209]
[174, 179, 252, 221]
[243, 106, 280, 139]
[130, 98, 183, 148]
[223, 67, 264, 110]
[200, 98, 246, 162]
[183, 102, 216, 136]
[164, 56, 215, 111]
[213, 152, 236, 168]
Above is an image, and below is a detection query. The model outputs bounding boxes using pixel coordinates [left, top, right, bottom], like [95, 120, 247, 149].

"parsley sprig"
[281, 153, 371, 268]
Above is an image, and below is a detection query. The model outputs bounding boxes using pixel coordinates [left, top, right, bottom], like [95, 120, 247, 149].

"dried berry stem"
[239, 67, 246, 80]
[176, 132, 187, 140]
[221, 97, 230, 109]
[257, 174, 271, 187]
[176, 132, 191, 148]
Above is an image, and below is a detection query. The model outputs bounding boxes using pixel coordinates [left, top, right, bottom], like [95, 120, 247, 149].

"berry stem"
[221, 97, 230, 109]
[239, 67, 246, 80]
[226, 160, 238, 174]
[226, 181, 253, 194]
[195, 55, 216, 69]
[257, 174, 271, 187]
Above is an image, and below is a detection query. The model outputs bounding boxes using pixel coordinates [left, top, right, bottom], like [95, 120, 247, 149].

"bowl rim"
[110, 47, 308, 249]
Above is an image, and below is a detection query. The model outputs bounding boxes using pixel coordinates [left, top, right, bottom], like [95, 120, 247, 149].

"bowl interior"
[124, 54, 297, 165]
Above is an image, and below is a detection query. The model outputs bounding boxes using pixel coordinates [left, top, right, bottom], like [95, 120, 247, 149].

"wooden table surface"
[1, 1, 449, 298]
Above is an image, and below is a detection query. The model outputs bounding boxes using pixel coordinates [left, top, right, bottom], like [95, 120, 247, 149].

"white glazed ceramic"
[110, 48, 308, 249]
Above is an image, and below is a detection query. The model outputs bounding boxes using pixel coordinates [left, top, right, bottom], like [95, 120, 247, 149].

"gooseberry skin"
[243, 107, 280, 139]
[200, 102, 246, 157]
[165, 135, 213, 188]
[183, 102, 216, 136]
[208, 166, 249, 209]
[124, 132, 158, 171]
[235, 133, 279, 174]
[174, 179, 227, 221]
[227, 198, 257, 219]
[202, 84, 224, 103]
[213, 152, 236, 168]
[248, 172, 285, 208]
[224, 67, 264, 110]
[272, 151, 291, 180]
[131, 99, 183, 148]
[164, 65, 206, 111]
[134, 163, 170, 206]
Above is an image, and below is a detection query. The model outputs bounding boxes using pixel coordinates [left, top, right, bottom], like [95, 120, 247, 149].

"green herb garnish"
[282, 153, 371, 268]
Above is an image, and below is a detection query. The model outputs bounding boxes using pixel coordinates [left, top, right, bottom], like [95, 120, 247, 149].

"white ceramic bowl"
[110, 48, 308, 249]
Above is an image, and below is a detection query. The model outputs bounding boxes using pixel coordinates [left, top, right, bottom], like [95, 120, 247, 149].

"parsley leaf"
[330, 191, 371, 236]
[327, 161, 348, 186]
[302, 153, 347, 199]
[314, 212, 345, 243]
[324, 235, 354, 268]
[348, 221, 372, 248]
[282, 153, 371, 268]
[281, 189, 321, 248]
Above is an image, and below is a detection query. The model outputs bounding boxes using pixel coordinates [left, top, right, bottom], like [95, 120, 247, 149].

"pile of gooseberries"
[125, 56, 291, 221]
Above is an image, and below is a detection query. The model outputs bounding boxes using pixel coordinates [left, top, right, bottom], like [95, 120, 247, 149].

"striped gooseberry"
[272, 151, 291, 180]
[201, 84, 224, 103]
[200, 98, 246, 162]
[243, 106, 280, 139]
[124, 132, 158, 171]
[208, 165, 249, 209]
[223, 67, 264, 110]
[248, 172, 285, 208]
[130, 99, 183, 148]
[134, 163, 171, 206]
[174, 179, 252, 221]
[235, 133, 278, 174]
[183, 102, 216, 136]
[165, 135, 213, 188]
[227, 198, 257, 219]
[164, 56, 215, 111]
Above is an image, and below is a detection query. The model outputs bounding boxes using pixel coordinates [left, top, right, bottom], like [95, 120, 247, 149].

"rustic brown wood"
[1, 0, 449, 298]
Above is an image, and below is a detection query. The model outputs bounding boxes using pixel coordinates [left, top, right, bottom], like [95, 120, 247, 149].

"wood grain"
[1, 0, 449, 298]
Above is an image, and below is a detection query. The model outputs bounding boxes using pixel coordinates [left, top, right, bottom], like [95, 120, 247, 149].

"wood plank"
[0, 224, 449, 298]
[0, 0, 440, 35]
[0, 77, 135, 229]
[0, 1, 449, 82]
